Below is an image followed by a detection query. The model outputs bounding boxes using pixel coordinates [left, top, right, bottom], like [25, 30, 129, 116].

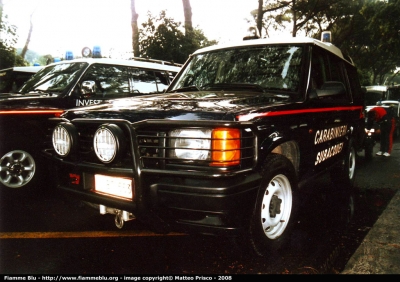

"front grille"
[137, 131, 167, 169]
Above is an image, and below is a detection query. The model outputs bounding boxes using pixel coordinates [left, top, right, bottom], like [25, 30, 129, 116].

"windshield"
[18, 62, 88, 95]
[170, 45, 304, 95]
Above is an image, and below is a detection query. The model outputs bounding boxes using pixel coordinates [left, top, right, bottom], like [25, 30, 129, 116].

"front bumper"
[44, 149, 261, 236]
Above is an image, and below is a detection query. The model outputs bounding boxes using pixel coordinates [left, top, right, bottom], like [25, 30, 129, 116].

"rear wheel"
[331, 139, 356, 187]
[239, 154, 298, 257]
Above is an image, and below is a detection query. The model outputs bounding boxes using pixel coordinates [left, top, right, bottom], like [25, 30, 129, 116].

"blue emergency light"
[93, 46, 102, 58]
[65, 51, 74, 60]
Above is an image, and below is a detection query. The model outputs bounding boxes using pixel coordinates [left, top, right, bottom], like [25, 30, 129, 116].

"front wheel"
[0, 150, 36, 189]
[0, 138, 45, 193]
[241, 154, 298, 257]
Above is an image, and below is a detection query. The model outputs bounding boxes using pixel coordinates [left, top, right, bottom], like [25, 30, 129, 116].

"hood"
[62, 90, 296, 122]
[0, 93, 62, 110]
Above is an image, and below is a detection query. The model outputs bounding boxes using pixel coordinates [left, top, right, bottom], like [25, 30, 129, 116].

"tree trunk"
[20, 13, 33, 59]
[257, 0, 263, 37]
[291, 0, 297, 37]
[131, 0, 140, 57]
[182, 0, 193, 35]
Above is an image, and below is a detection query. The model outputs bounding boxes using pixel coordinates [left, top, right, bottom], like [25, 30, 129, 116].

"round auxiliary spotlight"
[93, 124, 126, 163]
[52, 122, 78, 157]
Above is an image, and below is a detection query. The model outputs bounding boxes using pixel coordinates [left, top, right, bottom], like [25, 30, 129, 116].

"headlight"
[169, 129, 212, 160]
[52, 123, 78, 156]
[168, 128, 241, 166]
[93, 124, 126, 163]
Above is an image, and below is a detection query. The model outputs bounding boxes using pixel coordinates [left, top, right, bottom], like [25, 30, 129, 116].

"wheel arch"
[268, 140, 300, 179]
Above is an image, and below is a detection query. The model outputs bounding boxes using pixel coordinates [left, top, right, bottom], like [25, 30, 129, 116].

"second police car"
[0, 57, 181, 192]
[44, 36, 366, 257]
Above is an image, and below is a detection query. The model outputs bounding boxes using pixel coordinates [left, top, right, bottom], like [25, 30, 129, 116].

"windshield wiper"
[27, 89, 57, 96]
[171, 85, 200, 92]
[201, 83, 265, 92]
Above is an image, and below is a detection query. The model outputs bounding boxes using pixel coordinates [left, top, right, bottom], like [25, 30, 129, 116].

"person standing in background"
[366, 106, 396, 157]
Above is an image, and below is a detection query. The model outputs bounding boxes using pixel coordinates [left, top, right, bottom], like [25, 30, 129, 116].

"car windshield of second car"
[18, 62, 87, 96]
[170, 45, 303, 96]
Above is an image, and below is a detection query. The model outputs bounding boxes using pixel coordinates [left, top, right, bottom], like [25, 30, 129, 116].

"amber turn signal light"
[210, 128, 241, 166]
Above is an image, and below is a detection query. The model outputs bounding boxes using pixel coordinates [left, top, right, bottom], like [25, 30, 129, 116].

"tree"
[182, 0, 193, 34]
[252, 0, 291, 38]
[0, 0, 26, 68]
[252, 0, 361, 39]
[252, 0, 399, 85]
[20, 11, 34, 59]
[339, 0, 400, 85]
[138, 10, 216, 64]
[131, 0, 140, 57]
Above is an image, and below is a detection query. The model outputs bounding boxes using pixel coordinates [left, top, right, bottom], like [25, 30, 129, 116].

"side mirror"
[316, 81, 346, 97]
[81, 80, 96, 97]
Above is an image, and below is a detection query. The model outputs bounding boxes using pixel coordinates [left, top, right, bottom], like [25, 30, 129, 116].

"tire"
[330, 139, 356, 188]
[0, 139, 44, 193]
[240, 153, 298, 257]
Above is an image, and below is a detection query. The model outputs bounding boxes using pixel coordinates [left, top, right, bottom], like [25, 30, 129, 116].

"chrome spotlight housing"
[52, 123, 78, 157]
[93, 124, 126, 163]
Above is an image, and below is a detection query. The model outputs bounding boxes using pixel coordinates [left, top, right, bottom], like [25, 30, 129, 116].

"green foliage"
[0, 4, 28, 68]
[357, 68, 372, 86]
[16, 48, 46, 66]
[138, 10, 217, 64]
[337, 0, 400, 85]
[256, 0, 400, 85]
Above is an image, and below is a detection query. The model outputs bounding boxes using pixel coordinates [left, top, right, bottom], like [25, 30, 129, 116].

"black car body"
[0, 58, 181, 190]
[44, 37, 366, 257]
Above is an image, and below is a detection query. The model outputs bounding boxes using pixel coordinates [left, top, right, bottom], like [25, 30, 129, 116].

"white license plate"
[94, 174, 133, 199]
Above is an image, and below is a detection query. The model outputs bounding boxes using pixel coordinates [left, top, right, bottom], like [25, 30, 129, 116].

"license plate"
[94, 174, 133, 200]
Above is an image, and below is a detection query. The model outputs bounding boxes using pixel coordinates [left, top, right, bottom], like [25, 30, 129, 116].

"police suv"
[0, 58, 181, 191]
[45, 36, 366, 257]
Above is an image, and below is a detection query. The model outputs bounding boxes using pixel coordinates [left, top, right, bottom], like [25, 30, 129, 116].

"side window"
[130, 69, 169, 94]
[311, 47, 349, 102]
[131, 69, 158, 94]
[311, 50, 327, 90]
[345, 64, 363, 104]
[80, 64, 130, 98]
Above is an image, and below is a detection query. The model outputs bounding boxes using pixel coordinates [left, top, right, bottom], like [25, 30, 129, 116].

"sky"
[2, 0, 259, 59]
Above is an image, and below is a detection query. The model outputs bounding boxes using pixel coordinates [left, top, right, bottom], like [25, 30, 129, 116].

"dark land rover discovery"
[44, 37, 366, 257]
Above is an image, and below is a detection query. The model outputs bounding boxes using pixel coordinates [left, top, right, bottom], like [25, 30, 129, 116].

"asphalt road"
[0, 139, 399, 275]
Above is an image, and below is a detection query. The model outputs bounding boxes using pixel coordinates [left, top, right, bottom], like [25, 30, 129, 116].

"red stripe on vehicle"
[0, 110, 64, 116]
[237, 106, 363, 121]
